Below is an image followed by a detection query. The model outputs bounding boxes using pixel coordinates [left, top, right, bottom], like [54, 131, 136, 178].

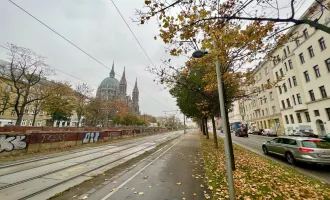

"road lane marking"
[100, 135, 185, 200]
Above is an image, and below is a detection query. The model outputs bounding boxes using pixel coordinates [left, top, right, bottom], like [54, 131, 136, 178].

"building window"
[265, 108, 268, 116]
[285, 115, 289, 124]
[303, 29, 309, 39]
[296, 39, 300, 47]
[319, 37, 326, 51]
[287, 46, 290, 54]
[325, 58, 330, 72]
[10, 110, 15, 116]
[275, 72, 279, 80]
[280, 68, 284, 76]
[314, 65, 321, 77]
[305, 112, 311, 122]
[288, 78, 292, 88]
[267, 79, 270, 87]
[0, 111, 4, 115]
[292, 76, 297, 86]
[320, 86, 327, 98]
[37, 121, 42, 127]
[286, 98, 291, 107]
[314, 110, 320, 116]
[304, 71, 310, 82]
[283, 49, 287, 58]
[309, 90, 316, 101]
[290, 114, 294, 124]
[288, 60, 293, 69]
[284, 62, 288, 71]
[21, 120, 27, 126]
[297, 93, 302, 104]
[29, 120, 33, 126]
[264, 121, 267, 128]
[292, 95, 297, 105]
[265, 67, 268, 75]
[283, 83, 287, 92]
[7, 85, 12, 92]
[278, 86, 282, 94]
[281, 100, 285, 109]
[308, 46, 315, 58]
[262, 110, 264, 116]
[297, 113, 302, 123]
[272, 106, 276, 114]
[299, 53, 305, 64]
[326, 108, 330, 120]
[269, 92, 273, 100]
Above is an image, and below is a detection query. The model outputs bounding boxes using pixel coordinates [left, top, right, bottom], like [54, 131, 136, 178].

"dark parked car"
[235, 128, 248, 137]
[289, 131, 318, 138]
[252, 129, 263, 135]
[320, 133, 330, 142]
[262, 136, 330, 165]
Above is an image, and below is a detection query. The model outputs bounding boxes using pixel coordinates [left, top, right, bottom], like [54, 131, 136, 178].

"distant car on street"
[289, 131, 318, 138]
[252, 129, 263, 135]
[262, 136, 330, 165]
[262, 129, 277, 137]
[248, 129, 253, 134]
[320, 133, 330, 142]
[235, 128, 248, 137]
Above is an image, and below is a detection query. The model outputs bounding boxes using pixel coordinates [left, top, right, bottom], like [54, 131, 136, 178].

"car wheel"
[286, 152, 295, 165]
[262, 146, 268, 155]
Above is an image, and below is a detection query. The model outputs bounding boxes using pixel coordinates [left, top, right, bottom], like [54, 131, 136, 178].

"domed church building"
[96, 62, 140, 115]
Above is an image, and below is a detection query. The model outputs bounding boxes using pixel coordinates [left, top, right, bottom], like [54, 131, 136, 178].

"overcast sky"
[0, 0, 315, 119]
[0, 0, 187, 117]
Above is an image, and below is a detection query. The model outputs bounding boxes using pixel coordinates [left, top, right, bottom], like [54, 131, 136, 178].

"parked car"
[252, 129, 263, 135]
[262, 136, 330, 165]
[262, 129, 277, 137]
[235, 128, 248, 137]
[248, 129, 253, 134]
[320, 133, 330, 142]
[289, 131, 318, 138]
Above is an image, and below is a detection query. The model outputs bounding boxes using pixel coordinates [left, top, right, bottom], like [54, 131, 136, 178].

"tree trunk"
[200, 119, 203, 132]
[205, 117, 209, 139]
[223, 82, 236, 171]
[32, 113, 37, 126]
[201, 118, 206, 135]
[15, 113, 23, 126]
[211, 116, 218, 149]
[77, 115, 81, 127]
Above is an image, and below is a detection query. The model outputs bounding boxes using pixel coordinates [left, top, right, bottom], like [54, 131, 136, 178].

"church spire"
[120, 67, 126, 84]
[133, 78, 139, 92]
[110, 61, 115, 78]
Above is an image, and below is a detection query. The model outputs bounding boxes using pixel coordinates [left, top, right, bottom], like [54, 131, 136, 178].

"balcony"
[294, 104, 308, 112]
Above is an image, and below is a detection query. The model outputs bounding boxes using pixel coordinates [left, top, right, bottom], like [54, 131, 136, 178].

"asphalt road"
[218, 131, 330, 185]
[88, 131, 207, 200]
[0, 131, 182, 200]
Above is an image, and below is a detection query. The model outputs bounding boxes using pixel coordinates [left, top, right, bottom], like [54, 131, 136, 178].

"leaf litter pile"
[201, 136, 330, 200]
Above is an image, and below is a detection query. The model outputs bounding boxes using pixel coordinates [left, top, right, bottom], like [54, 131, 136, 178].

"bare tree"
[74, 83, 93, 127]
[0, 44, 54, 125]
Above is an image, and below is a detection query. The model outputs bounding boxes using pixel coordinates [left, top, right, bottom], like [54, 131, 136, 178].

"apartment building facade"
[241, 60, 285, 134]
[271, 2, 330, 136]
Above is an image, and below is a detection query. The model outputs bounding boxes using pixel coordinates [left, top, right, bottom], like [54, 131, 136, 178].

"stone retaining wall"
[0, 127, 170, 156]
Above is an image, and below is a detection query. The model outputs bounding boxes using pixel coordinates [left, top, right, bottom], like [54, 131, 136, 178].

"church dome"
[99, 77, 119, 90]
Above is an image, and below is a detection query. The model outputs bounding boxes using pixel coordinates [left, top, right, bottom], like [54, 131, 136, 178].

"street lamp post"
[192, 50, 235, 199]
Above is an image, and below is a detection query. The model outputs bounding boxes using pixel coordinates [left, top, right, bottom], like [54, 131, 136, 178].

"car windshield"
[301, 140, 330, 149]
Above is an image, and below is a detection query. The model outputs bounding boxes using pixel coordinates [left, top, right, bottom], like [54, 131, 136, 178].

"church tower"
[132, 78, 139, 115]
[119, 67, 127, 99]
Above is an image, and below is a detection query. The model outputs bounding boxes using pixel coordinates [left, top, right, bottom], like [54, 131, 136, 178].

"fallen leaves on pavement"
[201, 135, 330, 200]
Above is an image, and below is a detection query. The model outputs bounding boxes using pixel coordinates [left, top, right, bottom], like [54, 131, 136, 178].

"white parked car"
[262, 129, 276, 137]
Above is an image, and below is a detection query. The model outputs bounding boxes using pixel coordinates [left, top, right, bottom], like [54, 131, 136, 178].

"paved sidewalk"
[88, 131, 207, 200]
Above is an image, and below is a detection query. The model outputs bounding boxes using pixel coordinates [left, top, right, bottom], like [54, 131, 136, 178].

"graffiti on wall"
[82, 132, 100, 144]
[40, 134, 69, 143]
[0, 135, 27, 152]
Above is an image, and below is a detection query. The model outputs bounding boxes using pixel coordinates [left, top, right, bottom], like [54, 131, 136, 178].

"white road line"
[100, 135, 184, 200]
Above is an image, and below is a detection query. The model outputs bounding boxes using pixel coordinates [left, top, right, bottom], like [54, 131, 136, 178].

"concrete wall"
[0, 127, 169, 156]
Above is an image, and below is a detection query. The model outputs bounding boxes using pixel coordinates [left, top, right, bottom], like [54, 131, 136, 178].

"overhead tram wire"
[0, 44, 98, 89]
[7, 0, 172, 109]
